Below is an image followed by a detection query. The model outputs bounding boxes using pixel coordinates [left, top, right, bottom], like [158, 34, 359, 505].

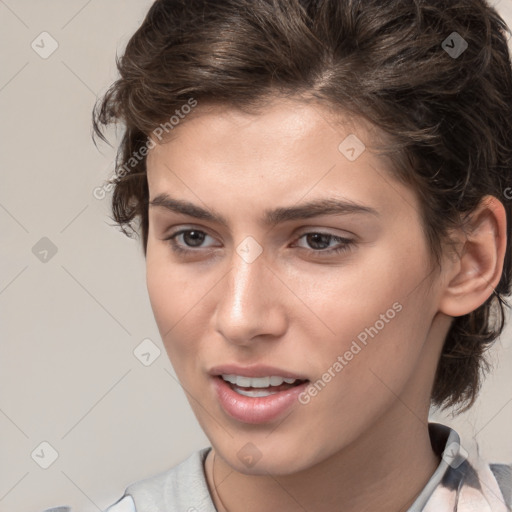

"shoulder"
[103, 447, 214, 512]
[104, 496, 136, 512]
[490, 462, 512, 509]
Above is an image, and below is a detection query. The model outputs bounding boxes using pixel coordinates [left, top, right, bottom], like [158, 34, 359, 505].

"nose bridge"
[215, 237, 283, 342]
[224, 244, 266, 320]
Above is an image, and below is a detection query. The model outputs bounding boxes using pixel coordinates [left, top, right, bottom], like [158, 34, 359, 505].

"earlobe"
[438, 195, 507, 318]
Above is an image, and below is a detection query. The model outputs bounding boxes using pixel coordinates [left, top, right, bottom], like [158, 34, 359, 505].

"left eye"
[294, 232, 354, 254]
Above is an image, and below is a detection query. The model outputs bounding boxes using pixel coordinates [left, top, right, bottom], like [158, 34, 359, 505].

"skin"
[144, 98, 506, 512]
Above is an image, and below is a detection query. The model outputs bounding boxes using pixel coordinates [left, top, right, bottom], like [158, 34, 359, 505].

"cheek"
[145, 243, 219, 380]
[146, 237, 200, 327]
[301, 236, 434, 382]
[146, 248, 174, 332]
[146, 246, 193, 361]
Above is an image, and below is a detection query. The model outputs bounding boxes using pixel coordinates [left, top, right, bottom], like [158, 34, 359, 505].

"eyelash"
[164, 229, 355, 257]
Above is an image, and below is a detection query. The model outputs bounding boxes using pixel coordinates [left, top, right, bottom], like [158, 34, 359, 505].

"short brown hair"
[93, 0, 512, 412]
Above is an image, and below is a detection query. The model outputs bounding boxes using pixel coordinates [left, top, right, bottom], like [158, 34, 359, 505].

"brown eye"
[295, 232, 354, 255]
[165, 229, 218, 254]
[180, 230, 206, 247]
[304, 233, 333, 250]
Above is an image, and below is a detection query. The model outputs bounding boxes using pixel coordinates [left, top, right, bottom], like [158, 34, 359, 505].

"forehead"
[152, 97, 373, 144]
[145, 98, 416, 221]
[147, 99, 380, 175]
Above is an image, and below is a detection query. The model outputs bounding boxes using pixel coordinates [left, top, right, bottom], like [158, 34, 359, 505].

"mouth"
[218, 374, 309, 398]
[209, 366, 311, 424]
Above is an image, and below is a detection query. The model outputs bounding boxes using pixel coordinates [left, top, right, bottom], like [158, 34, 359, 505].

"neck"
[205, 406, 440, 512]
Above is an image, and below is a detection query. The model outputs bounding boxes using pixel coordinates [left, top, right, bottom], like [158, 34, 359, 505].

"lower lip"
[212, 376, 309, 424]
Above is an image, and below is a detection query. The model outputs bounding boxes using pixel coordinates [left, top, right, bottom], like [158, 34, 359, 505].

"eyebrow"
[148, 193, 380, 227]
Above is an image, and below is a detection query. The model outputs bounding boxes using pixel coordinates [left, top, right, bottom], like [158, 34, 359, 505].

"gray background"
[0, 1, 511, 511]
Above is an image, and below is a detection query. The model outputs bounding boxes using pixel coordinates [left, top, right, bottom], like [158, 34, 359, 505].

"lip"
[208, 363, 308, 380]
[211, 373, 310, 424]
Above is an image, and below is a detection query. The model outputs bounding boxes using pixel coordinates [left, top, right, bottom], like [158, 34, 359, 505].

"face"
[145, 98, 449, 475]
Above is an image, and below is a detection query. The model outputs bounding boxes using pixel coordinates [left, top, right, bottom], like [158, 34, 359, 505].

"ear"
[438, 195, 507, 317]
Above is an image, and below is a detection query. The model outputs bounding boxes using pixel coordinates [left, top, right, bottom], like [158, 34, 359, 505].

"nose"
[213, 243, 288, 346]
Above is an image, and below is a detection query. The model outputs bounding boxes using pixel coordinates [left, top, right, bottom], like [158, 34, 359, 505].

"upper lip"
[209, 364, 309, 380]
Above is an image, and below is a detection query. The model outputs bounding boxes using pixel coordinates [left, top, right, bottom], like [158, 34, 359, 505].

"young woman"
[90, 0, 512, 510]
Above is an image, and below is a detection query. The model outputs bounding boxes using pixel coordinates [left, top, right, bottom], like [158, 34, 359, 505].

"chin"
[214, 437, 323, 477]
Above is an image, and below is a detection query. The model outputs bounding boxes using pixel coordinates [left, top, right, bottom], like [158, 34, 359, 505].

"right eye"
[165, 228, 219, 255]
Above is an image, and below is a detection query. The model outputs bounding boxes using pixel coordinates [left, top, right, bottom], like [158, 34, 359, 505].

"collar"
[408, 422, 509, 511]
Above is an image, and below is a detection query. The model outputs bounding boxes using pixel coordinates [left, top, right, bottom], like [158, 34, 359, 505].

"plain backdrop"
[1, 1, 511, 511]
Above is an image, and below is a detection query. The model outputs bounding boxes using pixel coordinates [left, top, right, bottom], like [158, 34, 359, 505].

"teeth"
[235, 388, 280, 397]
[221, 374, 299, 388]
